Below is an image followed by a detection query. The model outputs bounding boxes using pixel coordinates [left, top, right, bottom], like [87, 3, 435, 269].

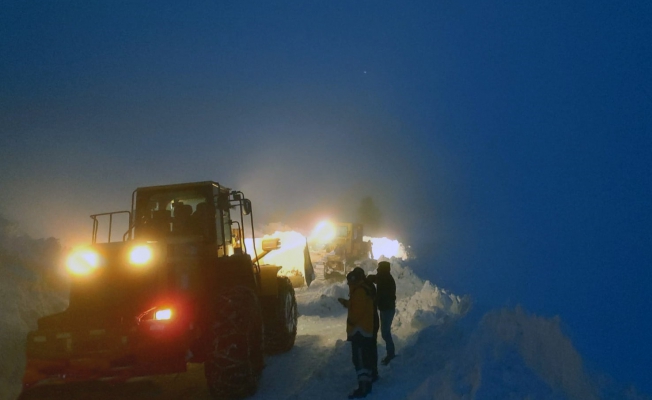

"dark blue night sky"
[2, 1, 651, 393]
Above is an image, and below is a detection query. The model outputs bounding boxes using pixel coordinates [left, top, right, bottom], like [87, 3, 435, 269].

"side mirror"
[242, 199, 252, 215]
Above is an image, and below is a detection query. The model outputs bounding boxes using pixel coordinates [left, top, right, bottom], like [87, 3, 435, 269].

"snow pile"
[296, 279, 350, 318]
[476, 307, 596, 399]
[404, 307, 592, 400]
[399, 306, 651, 400]
[394, 280, 470, 335]
[0, 218, 68, 400]
[359, 257, 471, 338]
[296, 257, 471, 343]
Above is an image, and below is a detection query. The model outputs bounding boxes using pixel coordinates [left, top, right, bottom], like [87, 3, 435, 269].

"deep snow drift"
[1, 217, 648, 400]
[0, 218, 68, 400]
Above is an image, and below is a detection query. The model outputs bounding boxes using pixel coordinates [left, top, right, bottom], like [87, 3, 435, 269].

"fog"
[1, 86, 456, 249]
[2, 0, 651, 394]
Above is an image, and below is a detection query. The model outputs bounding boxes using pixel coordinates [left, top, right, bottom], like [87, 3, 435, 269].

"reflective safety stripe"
[357, 368, 372, 377]
[89, 329, 105, 336]
[56, 333, 71, 339]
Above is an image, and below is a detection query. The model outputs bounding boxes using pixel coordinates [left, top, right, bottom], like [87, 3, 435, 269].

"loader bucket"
[22, 311, 188, 391]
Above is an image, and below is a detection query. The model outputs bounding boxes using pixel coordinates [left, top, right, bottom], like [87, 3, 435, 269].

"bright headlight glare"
[155, 309, 172, 320]
[66, 249, 101, 275]
[310, 220, 336, 243]
[129, 245, 153, 265]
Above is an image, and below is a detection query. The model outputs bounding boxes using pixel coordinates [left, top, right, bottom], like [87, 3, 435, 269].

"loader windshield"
[134, 187, 214, 240]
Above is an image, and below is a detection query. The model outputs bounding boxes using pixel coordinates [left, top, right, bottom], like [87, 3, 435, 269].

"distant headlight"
[129, 245, 153, 266]
[66, 248, 101, 275]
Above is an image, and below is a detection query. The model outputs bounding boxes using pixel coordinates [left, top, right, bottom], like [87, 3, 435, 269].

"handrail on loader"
[90, 210, 131, 244]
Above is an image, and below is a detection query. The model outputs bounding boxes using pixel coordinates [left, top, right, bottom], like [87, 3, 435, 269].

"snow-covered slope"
[271, 260, 647, 400]
[3, 219, 649, 400]
[0, 218, 68, 400]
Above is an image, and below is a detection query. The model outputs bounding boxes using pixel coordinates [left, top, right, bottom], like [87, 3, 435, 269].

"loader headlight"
[66, 248, 102, 275]
[309, 220, 336, 244]
[129, 245, 153, 266]
[154, 308, 173, 320]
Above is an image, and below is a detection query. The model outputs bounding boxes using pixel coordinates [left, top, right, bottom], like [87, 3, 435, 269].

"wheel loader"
[22, 181, 302, 399]
[322, 222, 372, 279]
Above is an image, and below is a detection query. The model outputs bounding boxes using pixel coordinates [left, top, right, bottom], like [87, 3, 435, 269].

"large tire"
[264, 276, 298, 354]
[204, 286, 264, 400]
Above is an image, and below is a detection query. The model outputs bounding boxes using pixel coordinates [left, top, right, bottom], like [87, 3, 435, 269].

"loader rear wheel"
[204, 286, 264, 400]
[264, 276, 298, 354]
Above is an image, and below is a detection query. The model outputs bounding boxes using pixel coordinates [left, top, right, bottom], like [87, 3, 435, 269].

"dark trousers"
[379, 308, 396, 357]
[372, 311, 379, 377]
[350, 333, 375, 383]
[371, 332, 378, 377]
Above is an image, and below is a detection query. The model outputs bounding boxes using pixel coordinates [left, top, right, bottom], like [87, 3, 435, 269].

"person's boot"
[381, 354, 395, 366]
[348, 381, 371, 399]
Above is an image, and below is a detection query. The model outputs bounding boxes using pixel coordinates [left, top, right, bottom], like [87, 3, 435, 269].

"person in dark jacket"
[338, 268, 376, 398]
[353, 267, 379, 381]
[367, 261, 396, 365]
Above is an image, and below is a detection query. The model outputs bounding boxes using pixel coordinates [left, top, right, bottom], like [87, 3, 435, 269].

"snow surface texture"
[0, 218, 67, 400]
[2, 219, 649, 400]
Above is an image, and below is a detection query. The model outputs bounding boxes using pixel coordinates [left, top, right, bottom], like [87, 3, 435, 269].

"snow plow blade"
[22, 320, 188, 390]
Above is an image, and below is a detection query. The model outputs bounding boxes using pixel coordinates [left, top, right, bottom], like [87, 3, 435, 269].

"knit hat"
[346, 267, 366, 285]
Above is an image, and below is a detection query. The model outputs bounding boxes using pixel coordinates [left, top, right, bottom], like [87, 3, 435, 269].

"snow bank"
[476, 307, 596, 399]
[297, 257, 471, 340]
[296, 279, 350, 318]
[403, 307, 648, 400]
[351, 257, 471, 338]
[0, 218, 68, 400]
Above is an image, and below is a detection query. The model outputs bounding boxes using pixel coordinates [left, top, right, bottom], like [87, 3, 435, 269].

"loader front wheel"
[204, 286, 264, 399]
[264, 276, 298, 354]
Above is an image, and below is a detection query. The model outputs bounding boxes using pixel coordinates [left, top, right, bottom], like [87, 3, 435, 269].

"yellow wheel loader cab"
[22, 181, 302, 399]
